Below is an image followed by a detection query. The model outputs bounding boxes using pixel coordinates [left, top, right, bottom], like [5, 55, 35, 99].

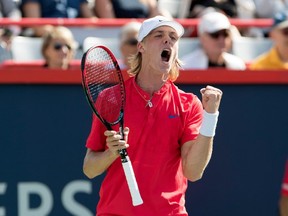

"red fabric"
[86, 77, 203, 216]
[282, 160, 288, 196]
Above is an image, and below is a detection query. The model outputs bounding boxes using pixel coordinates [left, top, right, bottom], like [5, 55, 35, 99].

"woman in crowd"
[41, 26, 77, 69]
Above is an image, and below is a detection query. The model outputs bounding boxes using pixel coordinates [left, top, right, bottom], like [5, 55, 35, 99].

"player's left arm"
[181, 85, 222, 182]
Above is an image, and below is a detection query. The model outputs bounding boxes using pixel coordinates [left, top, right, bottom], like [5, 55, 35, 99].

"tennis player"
[83, 15, 223, 216]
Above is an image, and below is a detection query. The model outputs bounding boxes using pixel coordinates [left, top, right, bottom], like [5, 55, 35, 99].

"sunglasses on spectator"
[207, 30, 230, 39]
[53, 43, 72, 51]
[124, 38, 138, 46]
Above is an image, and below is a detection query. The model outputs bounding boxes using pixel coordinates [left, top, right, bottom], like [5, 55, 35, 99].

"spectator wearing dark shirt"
[21, 0, 95, 37]
[188, 0, 237, 18]
[94, 0, 172, 18]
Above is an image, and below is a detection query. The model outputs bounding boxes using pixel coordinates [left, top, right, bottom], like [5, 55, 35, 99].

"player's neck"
[135, 74, 165, 96]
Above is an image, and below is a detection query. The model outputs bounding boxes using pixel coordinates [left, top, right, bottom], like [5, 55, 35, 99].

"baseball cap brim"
[276, 20, 288, 29]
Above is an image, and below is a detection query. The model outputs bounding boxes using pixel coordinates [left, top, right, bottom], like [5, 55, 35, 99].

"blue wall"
[0, 84, 287, 216]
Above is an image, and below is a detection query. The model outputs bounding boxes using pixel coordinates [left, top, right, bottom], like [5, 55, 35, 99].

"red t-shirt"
[86, 77, 203, 216]
[282, 160, 288, 197]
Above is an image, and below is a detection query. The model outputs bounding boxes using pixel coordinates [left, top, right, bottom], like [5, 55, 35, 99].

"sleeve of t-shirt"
[85, 114, 107, 151]
[180, 93, 203, 145]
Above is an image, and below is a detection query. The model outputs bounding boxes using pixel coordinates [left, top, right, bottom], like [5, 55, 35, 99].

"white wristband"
[199, 110, 219, 137]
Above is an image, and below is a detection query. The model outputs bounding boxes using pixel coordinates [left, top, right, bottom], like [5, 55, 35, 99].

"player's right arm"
[83, 128, 130, 179]
[83, 148, 118, 179]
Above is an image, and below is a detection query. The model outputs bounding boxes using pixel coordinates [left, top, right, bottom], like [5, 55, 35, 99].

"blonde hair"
[128, 52, 182, 82]
[119, 21, 141, 44]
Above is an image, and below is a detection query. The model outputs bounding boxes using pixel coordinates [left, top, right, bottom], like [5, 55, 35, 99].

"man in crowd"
[250, 12, 288, 70]
[181, 11, 246, 70]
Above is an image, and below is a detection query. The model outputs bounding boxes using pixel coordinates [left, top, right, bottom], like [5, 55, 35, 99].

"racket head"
[81, 45, 125, 128]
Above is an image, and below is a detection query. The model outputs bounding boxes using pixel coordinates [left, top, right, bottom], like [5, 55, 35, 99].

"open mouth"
[161, 49, 171, 62]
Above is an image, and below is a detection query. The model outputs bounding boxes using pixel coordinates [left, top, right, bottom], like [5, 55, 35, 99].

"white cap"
[137, 16, 184, 42]
[198, 12, 231, 34]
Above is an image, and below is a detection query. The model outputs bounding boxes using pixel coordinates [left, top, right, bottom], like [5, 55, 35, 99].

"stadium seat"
[82, 37, 121, 59]
[178, 37, 200, 58]
[232, 37, 273, 63]
[11, 36, 43, 61]
[0, 45, 12, 63]
[69, 27, 121, 46]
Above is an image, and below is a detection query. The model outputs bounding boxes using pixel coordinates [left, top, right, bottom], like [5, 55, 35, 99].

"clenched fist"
[200, 85, 223, 113]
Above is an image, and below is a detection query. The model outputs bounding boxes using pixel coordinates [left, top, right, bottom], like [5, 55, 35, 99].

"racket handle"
[122, 157, 143, 206]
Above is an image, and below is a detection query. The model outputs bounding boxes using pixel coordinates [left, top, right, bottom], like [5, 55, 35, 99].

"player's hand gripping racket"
[81, 45, 143, 206]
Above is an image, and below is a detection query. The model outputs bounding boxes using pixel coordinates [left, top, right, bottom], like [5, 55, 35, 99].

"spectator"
[94, 0, 172, 18]
[280, 159, 288, 216]
[188, 0, 238, 18]
[118, 21, 141, 70]
[249, 12, 288, 70]
[235, 0, 288, 37]
[20, 0, 95, 37]
[41, 26, 76, 69]
[181, 11, 246, 70]
[0, 0, 22, 62]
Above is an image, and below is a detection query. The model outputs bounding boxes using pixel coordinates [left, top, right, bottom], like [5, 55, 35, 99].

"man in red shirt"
[280, 159, 288, 216]
[83, 16, 223, 216]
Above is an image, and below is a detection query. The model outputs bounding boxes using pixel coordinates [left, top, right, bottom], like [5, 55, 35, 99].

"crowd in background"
[1, 0, 288, 69]
[0, 0, 288, 67]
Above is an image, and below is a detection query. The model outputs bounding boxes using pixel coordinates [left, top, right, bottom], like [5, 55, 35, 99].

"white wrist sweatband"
[199, 110, 219, 137]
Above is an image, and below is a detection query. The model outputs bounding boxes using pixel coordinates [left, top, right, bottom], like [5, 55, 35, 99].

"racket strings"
[84, 47, 124, 124]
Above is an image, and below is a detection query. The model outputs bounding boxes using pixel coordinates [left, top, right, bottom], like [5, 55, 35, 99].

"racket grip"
[122, 157, 143, 206]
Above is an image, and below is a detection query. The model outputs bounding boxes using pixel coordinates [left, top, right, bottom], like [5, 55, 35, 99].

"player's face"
[139, 26, 179, 75]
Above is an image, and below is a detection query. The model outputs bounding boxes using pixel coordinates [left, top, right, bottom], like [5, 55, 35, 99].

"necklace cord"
[133, 78, 153, 108]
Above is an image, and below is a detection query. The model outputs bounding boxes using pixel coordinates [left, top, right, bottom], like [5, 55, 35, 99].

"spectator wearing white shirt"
[181, 11, 246, 70]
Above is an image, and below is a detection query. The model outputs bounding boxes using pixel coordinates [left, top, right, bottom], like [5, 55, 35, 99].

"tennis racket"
[81, 45, 143, 206]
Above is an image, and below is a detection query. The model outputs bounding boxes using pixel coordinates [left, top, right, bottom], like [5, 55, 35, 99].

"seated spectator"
[181, 11, 246, 70]
[0, 0, 22, 62]
[235, 0, 288, 37]
[188, 0, 237, 18]
[20, 0, 95, 37]
[118, 21, 141, 70]
[41, 26, 76, 69]
[280, 159, 288, 216]
[250, 12, 288, 70]
[94, 0, 172, 18]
